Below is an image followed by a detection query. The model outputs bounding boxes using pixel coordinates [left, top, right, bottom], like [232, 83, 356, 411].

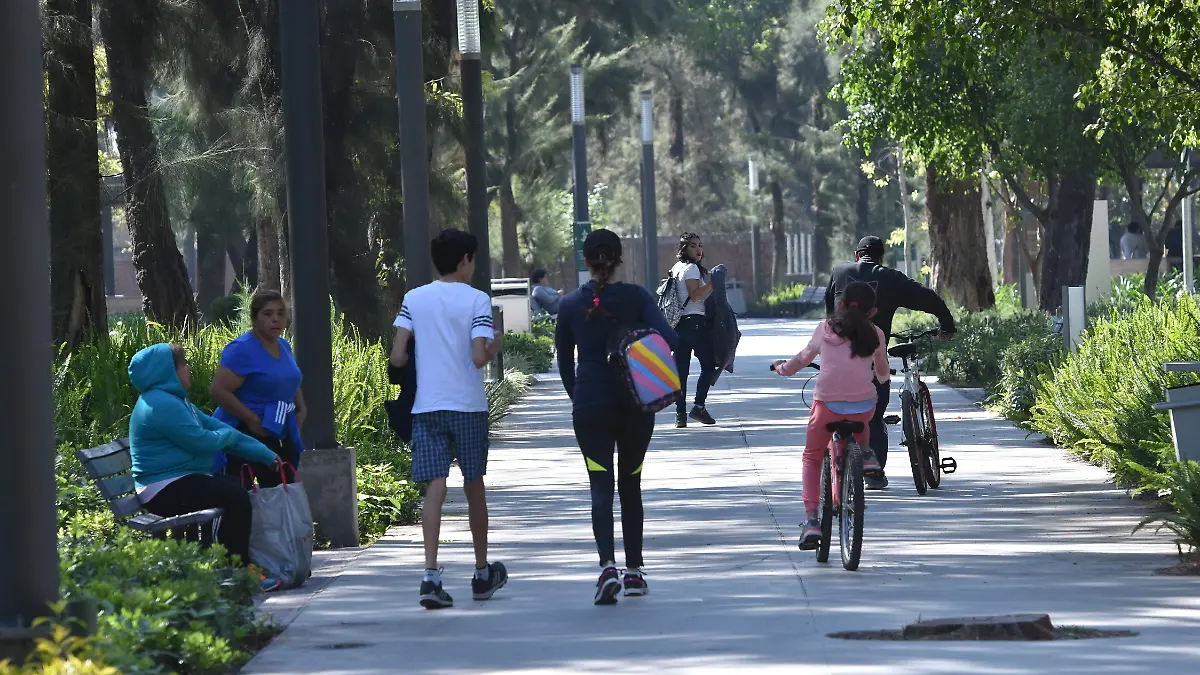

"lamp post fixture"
[570, 64, 590, 288]
[748, 159, 762, 299]
[394, 0, 432, 288]
[1, 0, 59, 645]
[640, 90, 659, 291]
[457, 0, 491, 294]
[279, 0, 335, 450]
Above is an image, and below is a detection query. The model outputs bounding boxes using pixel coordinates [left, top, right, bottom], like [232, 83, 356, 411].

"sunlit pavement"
[245, 319, 1200, 674]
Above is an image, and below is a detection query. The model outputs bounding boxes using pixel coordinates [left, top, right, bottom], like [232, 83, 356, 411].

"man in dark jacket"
[826, 236, 956, 489]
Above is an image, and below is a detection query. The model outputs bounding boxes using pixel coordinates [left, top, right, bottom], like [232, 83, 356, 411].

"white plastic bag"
[247, 465, 313, 588]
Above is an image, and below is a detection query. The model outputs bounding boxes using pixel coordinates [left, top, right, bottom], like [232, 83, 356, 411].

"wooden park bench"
[75, 438, 222, 538]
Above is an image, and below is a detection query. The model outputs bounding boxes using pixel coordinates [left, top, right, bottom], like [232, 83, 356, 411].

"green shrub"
[530, 315, 555, 337]
[747, 283, 810, 317]
[987, 329, 1065, 422]
[1134, 461, 1200, 558]
[897, 309, 1056, 388]
[206, 295, 243, 325]
[1027, 295, 1200, 486]
[503, 332, 553, 373]
[59, 527, 276, 674]
[356, 464, 421, 544]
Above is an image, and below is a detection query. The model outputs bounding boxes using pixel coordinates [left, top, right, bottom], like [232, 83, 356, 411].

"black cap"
[583, 228, 622, 262]
[856, 236, 885, 259]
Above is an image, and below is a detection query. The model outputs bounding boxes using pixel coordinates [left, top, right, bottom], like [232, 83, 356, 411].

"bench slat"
[127, 508, 222, 533]
[75, 440, 132, 479]
[108, 493, 143, 519]
[96, 474, 135, 501]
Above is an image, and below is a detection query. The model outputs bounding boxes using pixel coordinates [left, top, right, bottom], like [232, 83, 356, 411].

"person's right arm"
[774, 326, 823, 377]
[209, 343, 265, 436]
[470, 293, 501, 368]
[892, 270, 956, 334]
[555, 302, 577, 398]
[148, 394, 278, 466]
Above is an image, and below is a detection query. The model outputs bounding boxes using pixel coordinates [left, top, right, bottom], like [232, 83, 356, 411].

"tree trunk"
[46, 0, 107, 347]
[257, 215, 281, 291]
[227, 233, 257, 293]
[99, 0, 198, 328]
[668, 90, 685, 226]
[856, 157, 870, 240]
[499, 174, 522, 276]
[1037, 170, 1098, 311]
[196, 226, 227, 320]
[770, 180, 787, 290]
[925, 167, 996, 311]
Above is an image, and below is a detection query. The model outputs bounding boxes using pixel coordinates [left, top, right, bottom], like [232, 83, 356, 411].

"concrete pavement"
[245, 319, 1200, 674]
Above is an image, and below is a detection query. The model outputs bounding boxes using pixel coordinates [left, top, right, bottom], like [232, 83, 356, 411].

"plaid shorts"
[411, 411, 489, 482]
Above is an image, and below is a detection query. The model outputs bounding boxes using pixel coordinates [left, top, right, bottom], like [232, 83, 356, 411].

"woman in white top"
[670, 232, 720, 427]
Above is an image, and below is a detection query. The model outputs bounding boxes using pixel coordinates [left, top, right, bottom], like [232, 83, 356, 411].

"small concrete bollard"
[1062, 285, 1086, 352]
[299, 446, 359, 548]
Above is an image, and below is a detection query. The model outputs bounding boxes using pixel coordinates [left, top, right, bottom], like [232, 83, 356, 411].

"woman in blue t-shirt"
[211, 290, 307, 488]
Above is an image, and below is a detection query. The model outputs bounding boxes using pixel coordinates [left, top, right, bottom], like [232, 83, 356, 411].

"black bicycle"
[883, 329, 957, 495]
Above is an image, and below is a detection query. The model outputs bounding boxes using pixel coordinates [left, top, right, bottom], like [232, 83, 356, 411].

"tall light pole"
[640, 90, 659, 291]
[458, 0, 490, 294]
[1184, 148, 1198, 295]
[279, 0, 335, 450]
[394, 0, 432, 288]
[1, 0, 59, 642]
[749, 159, 762, 299]
[570, 64, 590, 288]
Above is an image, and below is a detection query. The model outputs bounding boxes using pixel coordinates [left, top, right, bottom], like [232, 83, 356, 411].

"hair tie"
[593, 297, 600, 307]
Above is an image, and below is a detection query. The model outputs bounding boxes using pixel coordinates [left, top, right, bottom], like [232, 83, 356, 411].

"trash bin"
[490, 278, 531, 333]
[725, 279, 747, 315]
[1152, 362, 1200, 464]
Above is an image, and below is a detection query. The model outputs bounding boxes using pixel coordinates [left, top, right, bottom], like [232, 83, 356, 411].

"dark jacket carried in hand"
[385, 336, 416, 442]
[825, 258, 956, 338]
[704, 264, 741, 382]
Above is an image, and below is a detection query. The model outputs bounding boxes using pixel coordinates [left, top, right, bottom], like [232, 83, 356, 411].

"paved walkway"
[246, 320, 1200, 674]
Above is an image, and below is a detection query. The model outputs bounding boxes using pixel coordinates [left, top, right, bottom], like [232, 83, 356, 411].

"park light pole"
[458, 0, 491, 294]
[1, 0, 59, 644]
[279, 0, 335, 449]
[1183, 149, 1198, 295]
[570, 64, 590, 288]
[640, 90, 659, 291]
[394, 0, 432, 288]
[748, 158, 763, 298]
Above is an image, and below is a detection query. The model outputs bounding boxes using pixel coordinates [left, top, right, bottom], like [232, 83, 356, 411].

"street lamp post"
[279, 0, 335, 450]
[458, 0, 491, 294]
[1, 0, 59, 644]
[640, 91, 658, 291]
[1184, 149, 1198, 295]
[570, 64, 590, 288]
[748, 159, 762, 299]
[394, 0, 432, 288]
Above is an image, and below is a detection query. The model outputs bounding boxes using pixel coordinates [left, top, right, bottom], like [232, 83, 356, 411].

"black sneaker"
[471, 561, 508, 600]
[623, 569, 648, 597]
[594, 565, 621, 605]
[419, 575, 453, 610]
[675, 414, 687, 429]
[689, 406, 716, 425]
[864, 473, 889, 490]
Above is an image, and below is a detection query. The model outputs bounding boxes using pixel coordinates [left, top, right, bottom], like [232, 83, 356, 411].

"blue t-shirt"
[213, 332, 304, 452]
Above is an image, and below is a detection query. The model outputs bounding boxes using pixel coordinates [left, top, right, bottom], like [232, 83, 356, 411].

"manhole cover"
[317, 643, 371, 650]
[829, 614, 1137, 641]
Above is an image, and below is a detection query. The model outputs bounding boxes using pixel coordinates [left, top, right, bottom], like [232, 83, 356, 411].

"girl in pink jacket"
[772, 281, 889, 548]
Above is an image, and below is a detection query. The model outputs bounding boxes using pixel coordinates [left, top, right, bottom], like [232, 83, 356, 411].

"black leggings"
[224, 424, 299, 489]
[143, 473, 253, 565]
[573, 408, 655, 568]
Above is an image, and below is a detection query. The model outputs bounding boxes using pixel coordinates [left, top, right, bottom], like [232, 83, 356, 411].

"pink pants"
[803, 401, 874, 512]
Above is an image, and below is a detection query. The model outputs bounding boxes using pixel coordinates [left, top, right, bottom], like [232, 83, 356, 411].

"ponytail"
[829, 281, 880, 358]
[585, 260, 619, 321]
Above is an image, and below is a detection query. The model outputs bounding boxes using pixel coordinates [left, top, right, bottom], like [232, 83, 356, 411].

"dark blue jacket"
[555, 281, 679, 411]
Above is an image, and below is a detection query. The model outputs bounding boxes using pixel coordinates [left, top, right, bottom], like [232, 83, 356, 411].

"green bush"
[747, 283, 810, 317]
[503, 331, 554, 373]
[356, 464, 421, 544]
[1135, 461, 1200, 557]
[59, 527, 276, 674]
[987, 329, 1065, 422]
[894, 309, 1056, 389]
[1026, 295, 1200, 487]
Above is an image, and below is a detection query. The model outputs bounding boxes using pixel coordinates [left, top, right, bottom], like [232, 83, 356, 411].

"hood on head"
[128, 343, 186, 398]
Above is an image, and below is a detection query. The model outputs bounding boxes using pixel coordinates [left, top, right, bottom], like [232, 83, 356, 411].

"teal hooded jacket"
[128, 344, 278, 488]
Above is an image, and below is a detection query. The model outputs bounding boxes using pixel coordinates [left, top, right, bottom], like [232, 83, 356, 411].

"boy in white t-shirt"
[390, 229, 507, 610]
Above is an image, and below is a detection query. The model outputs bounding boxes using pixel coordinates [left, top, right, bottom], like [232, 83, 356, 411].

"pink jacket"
[776, 321, 890, 402]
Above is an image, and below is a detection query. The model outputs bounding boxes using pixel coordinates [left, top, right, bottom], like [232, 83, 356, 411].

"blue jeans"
[673, 315, 720, 416]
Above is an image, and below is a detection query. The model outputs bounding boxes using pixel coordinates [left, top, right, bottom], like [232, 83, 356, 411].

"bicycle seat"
[888, 343, 919, 360]
[826, 421, 865, 435]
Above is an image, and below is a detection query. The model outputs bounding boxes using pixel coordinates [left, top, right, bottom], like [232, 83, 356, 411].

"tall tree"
[925, 167, 994, 310]
[45, 0, 108, 346]
[98, 0, 198, 327]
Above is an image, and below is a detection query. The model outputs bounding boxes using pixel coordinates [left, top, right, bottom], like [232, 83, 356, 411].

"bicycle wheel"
[840, 444, 865, 571]
[900, 391, 927, 495]
[816, 454, 833, 563]
[918, 383, 942, 489]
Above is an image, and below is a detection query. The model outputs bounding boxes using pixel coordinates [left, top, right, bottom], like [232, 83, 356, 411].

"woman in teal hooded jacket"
[129, 343, 280, 582]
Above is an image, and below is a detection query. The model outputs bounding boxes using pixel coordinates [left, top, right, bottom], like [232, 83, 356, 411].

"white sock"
[474, 564, 490, 581]
[424, 568, 441, 584]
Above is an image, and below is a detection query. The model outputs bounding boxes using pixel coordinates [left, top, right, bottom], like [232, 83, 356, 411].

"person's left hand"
[558, 288, 566, 295]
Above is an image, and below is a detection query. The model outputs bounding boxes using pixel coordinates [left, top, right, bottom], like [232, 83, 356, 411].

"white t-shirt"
[394, 280, 494, 414]
[671, 261, 708, 316]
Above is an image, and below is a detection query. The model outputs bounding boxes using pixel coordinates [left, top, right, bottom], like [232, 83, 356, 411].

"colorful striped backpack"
[608, 325, 682, 413]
